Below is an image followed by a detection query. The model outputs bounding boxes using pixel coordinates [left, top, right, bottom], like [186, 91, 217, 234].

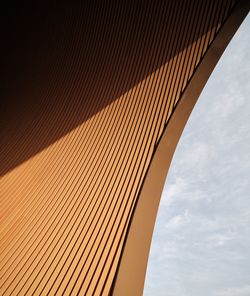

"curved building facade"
[0, 1, 249, 295]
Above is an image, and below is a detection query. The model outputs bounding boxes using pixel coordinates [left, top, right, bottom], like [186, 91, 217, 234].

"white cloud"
[164, 210, 190, 231]
[205, 233, 234, 247]
[214, 285, 250, 296]
[144, 14, 250, 296]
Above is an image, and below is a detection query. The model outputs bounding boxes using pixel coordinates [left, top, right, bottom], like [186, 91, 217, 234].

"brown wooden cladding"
[0, 1, 243, 295]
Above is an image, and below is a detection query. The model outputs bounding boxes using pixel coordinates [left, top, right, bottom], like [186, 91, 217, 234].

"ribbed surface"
[0, 1, 238, 295]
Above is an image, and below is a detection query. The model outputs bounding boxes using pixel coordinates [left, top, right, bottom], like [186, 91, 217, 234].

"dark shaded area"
[0, 1, 225, 176]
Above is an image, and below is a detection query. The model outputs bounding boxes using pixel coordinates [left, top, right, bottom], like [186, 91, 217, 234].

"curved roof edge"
[112, 1, 250, 295]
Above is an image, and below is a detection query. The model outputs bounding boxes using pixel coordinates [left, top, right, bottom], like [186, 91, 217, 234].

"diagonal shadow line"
[0, 1, 228, 176]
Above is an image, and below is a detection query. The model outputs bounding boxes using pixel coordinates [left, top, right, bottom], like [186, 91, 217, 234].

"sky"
[144, 14, 250, 296]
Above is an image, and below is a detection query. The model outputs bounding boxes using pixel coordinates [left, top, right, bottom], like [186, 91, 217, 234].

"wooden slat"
[0, 1, 242, 295]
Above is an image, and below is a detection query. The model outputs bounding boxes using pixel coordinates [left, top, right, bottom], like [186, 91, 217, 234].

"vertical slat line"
[174, 0, 205, 106]
[146, 0, 180, 144]
[81, 5, 175, 294]
[111, 0, 239, 291]
[89, 0, 187, 290]
[153, 0, 183, 142]
[166, 0, 197, 116]
[24, 6, 141, 292]
[62, 2, 170, 294]
[1, 8, 80, 166]
[13, 2, 141, 294]
[192, 2, 215, 70]
[42, 1, 156, 294]
[0, 3, 106, 217]
[0, 2, 118, 294]
[0, 2, 115, 284]
[0, 1, 240, 294]
[158, 0, 190, 133]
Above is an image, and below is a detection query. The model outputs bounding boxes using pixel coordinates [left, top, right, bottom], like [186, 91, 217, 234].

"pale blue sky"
[144, 14, 250, 296]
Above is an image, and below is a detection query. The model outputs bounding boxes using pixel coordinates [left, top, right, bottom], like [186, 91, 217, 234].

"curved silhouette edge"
[112, 2, 250, 295]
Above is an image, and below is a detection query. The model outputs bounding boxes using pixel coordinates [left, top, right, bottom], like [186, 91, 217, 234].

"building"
[0, 1, 249, 295]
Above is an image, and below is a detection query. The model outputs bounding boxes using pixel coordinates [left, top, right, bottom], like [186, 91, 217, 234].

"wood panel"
[0, 1, 247, 295]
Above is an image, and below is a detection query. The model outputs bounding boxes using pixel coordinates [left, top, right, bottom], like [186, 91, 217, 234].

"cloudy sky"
[144, 14, 250, 296]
